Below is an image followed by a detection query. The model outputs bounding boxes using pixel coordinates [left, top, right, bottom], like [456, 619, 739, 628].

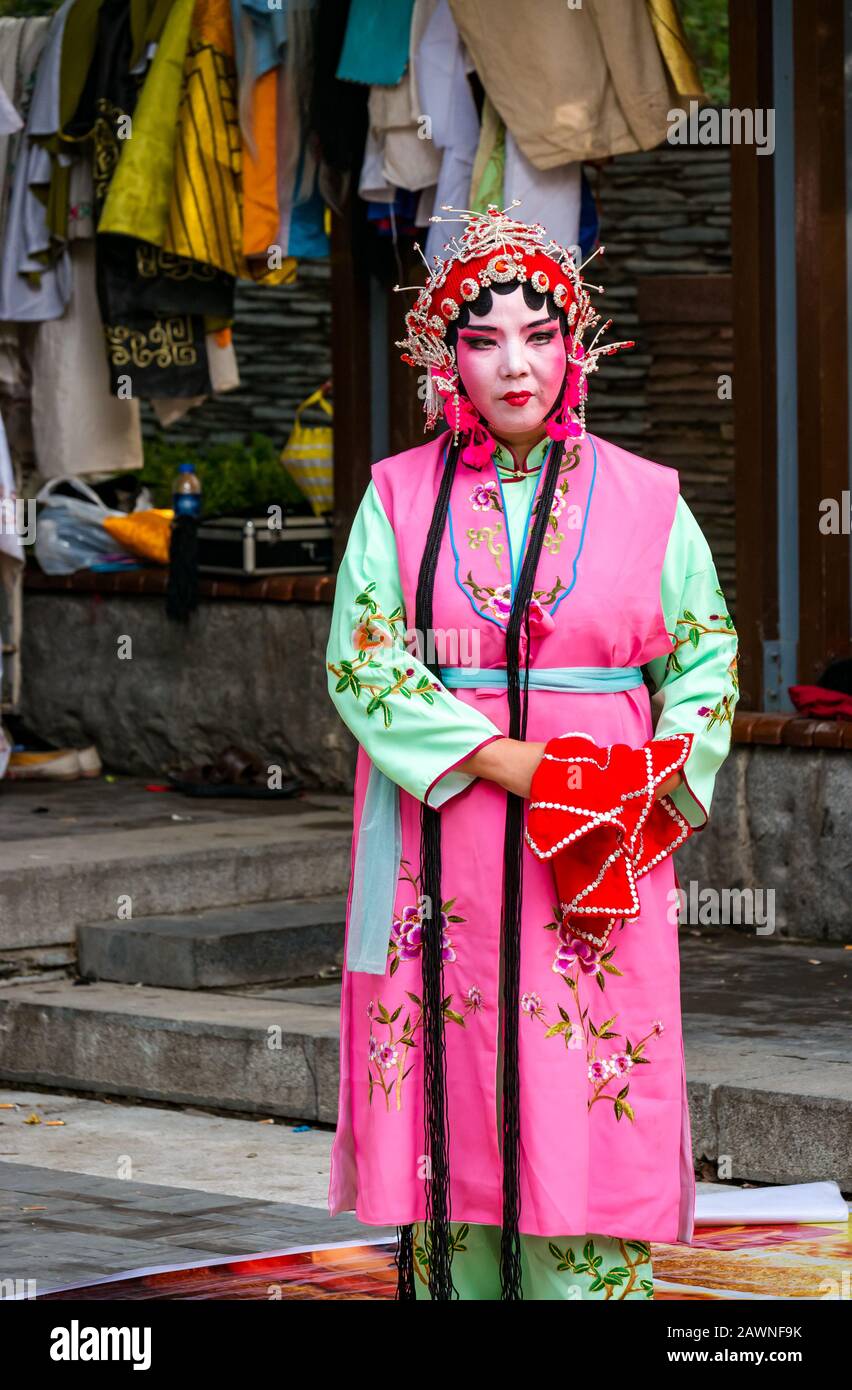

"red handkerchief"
[525, 731, 694, 951]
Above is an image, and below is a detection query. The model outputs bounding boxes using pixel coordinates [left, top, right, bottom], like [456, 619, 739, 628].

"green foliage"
[0, 0, 61, 15]
[679, 0, 729, 106]
[138, 433, 310, 517]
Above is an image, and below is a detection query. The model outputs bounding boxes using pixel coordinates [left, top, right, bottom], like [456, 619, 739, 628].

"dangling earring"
[545, 345, 586, 441]
[442, 390, 496, 467]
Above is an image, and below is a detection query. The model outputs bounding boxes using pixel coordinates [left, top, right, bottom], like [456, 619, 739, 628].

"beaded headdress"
[393, 200, 634, 456]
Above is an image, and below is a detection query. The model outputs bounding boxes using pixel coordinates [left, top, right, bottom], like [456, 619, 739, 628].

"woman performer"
[325, 203, 739, 1300]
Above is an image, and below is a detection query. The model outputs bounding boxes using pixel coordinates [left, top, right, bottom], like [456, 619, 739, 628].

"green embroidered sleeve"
[326, 479, 503, 808]
[643, 494, 740, 829]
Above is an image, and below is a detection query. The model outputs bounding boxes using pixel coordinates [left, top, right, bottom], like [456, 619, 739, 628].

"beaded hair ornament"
[393, 200, 634, 464]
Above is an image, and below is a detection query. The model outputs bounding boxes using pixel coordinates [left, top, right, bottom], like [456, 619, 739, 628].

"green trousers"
[412, 1222, 654, 1300]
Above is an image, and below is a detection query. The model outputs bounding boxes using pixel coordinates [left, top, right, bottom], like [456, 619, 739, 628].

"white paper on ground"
[694, 1180, 848, 1226]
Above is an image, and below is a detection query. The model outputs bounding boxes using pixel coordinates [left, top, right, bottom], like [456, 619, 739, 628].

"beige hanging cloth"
[448, 0, 681, 168]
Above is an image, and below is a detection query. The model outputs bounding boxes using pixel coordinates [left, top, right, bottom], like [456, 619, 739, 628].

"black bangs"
[444, 280, 569, 353]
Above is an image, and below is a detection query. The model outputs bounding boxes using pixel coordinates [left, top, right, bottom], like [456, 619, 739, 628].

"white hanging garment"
[29, 242, 143, 478]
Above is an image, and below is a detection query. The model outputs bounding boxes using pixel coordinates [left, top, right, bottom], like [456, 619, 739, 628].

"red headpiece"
[393, 200, 634, 458]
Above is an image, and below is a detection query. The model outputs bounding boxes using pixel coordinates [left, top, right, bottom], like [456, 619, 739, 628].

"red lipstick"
[502, 391, 532, 407]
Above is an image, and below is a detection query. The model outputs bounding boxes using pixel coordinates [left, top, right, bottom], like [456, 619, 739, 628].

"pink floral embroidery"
[390, 903, 456, 966]
[521, 990, 546, 1020]
[388, 859, 465, 975]
[469, 480, 502, 513]
[462, 576, 566, 630]
[483, 582, 512, 621]
[367, 988, 483, 1111]
[524, 908, 663, 1122]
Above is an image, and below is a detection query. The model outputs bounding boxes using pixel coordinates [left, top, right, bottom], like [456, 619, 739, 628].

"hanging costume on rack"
[61, 0, 234, 400]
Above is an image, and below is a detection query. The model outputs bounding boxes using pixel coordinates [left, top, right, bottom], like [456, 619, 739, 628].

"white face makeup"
[455, 287, 567, 448]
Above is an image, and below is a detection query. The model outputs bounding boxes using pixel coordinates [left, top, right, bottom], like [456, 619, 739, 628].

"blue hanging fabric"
[346, 758, 403, 973]
[335, 0, 416, 86]
[578, 164, 600, 261]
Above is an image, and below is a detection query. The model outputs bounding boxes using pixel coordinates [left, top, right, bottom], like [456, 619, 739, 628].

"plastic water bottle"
[172, 462, 202, 519]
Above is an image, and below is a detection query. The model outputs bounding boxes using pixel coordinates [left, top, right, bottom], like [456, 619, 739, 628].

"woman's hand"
[458, 737, 547, 799]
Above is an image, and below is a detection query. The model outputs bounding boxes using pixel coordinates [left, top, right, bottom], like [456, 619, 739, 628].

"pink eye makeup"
[459, 325, 560, 348]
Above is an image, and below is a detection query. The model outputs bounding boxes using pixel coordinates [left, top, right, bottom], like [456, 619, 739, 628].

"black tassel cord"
[395, 431, 567, 1300]
[165, 513, 200, 622]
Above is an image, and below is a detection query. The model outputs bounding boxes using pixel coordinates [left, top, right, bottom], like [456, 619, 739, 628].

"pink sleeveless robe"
[328, 428, 696, 1245]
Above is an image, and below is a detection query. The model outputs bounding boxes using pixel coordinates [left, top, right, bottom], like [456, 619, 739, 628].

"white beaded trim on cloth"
[635, 794, 692, 874]
[526, 733, 692, 862]
[560, 846, 638, 916]
[556, 911, 622, 948]
[523, 733, 693, 945]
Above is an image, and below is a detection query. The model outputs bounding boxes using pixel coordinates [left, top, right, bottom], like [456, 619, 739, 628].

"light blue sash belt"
[346, 664, 645, 973]
[439, 666, 645, 694]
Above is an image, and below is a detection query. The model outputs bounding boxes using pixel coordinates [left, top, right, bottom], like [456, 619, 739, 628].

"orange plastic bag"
[102, 509, 174, 565]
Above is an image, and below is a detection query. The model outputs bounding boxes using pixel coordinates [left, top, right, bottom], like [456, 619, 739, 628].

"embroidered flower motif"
[351, 622, 393, 652]
[534, 906, 659, 1122]
[529, 443, 582, 549]
[390, 902, 456, 965]
[660, 591, 739, 731]
[587, 1058, 611, 1083]
[483, 582, 512, 620]
[470, 481, 501, 512]
[327, 580, 440, 728]
[543, 906, 624, 987]
[388, 860, 466, 976]
[586, 1021, 662, 1120]
[367, 990, 471, 1111]
[553, 928, 602, 978]
[368, 866, 482, 1109]
[521, 990, 546, 1020]
[377, 1042, 399, 1070]
[463, 577, 565, 634]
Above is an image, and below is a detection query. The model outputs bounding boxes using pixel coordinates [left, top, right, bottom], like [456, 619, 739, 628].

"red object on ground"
[145, 784, 174, 792]
[525, 731, 695, 951]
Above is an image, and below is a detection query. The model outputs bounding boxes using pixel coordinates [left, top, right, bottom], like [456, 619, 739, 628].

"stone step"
[0, 806, 353, 952]
[78, 897, 348, 989]
[0, 930, 849, 1188]
[0, 980, 341, 1124]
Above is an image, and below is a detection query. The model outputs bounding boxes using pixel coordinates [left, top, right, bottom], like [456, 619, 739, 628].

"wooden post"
[729, 0, 778, 711]
[793, 0, 851, 678]
[329, 196, 372, 568]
